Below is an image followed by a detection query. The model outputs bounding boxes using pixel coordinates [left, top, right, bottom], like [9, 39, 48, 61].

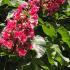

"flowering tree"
[0, 0, 70, 70]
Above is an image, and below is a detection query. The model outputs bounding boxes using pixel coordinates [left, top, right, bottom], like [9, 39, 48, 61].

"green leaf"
[2, 0, 10, 5]
[42, 23, 57, 39]
[58, 26, 70, 48]
[63, 4, 70, 16]
[51, 44, 69, 64]
[1, 0, 23, 7]
[46, 46, 55, 65]
[41, 65, 49, 70]
[9, 0, 19, 7]
[21, 62, 40, 70]
[38, 17, 44, 24]
[51, 44, 63, 64]
[46, 44, 69, 65]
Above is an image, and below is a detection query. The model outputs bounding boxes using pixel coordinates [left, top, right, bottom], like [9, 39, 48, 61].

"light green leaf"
[58, 26, 70, 48]
[42, 23, 57, 39]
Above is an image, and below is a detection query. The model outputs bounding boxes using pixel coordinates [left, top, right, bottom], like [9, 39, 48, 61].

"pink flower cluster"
[0, 0, 39, 57]
[43, 0, 65, 15]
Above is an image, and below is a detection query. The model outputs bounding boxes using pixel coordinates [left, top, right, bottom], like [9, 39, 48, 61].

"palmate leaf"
[58, 26, 70, 48]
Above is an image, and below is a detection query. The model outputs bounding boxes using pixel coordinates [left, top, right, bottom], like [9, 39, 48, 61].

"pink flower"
[13, 1, 28, 20]
[7, 20, 16, 30]
[20, 1, 28, 9]
[3, 40, 13, 49]
[28, 18, 38, 27]
[0, 38, 4, 45]
[29, 5, 39, 15]
[0, 0, 39, 57]
[13, 9, 21, 20]
[14, 31, 27, 42]
[31, 14, 38, 19]
[16, 48, 27, 57]
[20, 33, 27, 43]
[14, 31, 22, 38]
[24, 27, 34, 38]
[2, 31, 10, 39]
[18, 24, 22, 29]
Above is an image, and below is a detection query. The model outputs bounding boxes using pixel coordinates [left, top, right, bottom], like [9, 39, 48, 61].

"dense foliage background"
[0, 0, 70, 70]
